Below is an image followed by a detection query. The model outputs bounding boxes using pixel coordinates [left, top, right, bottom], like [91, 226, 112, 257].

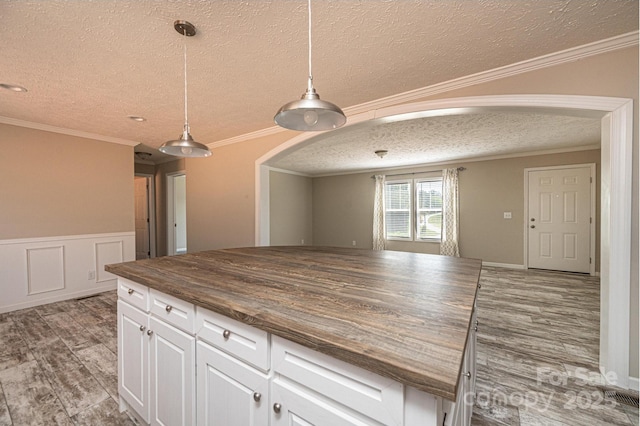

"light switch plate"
[503, 212, 512, 219]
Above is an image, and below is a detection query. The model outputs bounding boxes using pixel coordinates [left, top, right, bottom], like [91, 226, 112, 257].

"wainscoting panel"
[0, 232, 135, 313]
[26, 245, 65, 295]
[95, 240, 123, 283]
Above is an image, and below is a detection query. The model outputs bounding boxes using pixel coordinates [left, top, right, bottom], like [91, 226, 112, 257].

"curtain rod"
[371, 167, 466, 179]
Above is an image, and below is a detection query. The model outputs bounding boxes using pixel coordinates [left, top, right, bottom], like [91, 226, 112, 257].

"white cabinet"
[149, 316, 195, 426]
[117, 278, 477, 426]
[443, 307, 477, 426]
[117, 280, 196, 426]
[197, 341, 269, 426]
[118, 300, 150, 423]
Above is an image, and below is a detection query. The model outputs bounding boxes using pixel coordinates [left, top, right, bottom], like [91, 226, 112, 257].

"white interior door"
[167, 172, 187, 256]
[134, 176, 151, 260]
[527, 165, 593, 273]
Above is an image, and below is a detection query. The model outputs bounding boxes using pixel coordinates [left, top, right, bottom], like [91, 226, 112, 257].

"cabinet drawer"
[271, 336, 403, 425]
[149, 289, 196, 334]
[196, 308, 269, 371]
[117, 278, 149, 311]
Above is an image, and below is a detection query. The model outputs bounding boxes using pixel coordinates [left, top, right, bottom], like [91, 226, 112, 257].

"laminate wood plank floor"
[0, 268, 637, 425]
[472, 267, 639, 426]
[0, 291, 136, 425]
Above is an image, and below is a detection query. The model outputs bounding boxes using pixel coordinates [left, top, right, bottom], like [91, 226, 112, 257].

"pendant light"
[274, 0, 346, 131]
[159, 20, 212, 158]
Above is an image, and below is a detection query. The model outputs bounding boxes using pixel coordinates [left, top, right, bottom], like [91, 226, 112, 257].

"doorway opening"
[167, 171, 187, 255]
[134, 174, 156, 260]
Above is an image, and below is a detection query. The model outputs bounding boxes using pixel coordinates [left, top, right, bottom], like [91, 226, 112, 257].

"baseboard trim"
[629, 376, 639, 392]
[0, 283, 116, 314]
[481, 262, 526, 269]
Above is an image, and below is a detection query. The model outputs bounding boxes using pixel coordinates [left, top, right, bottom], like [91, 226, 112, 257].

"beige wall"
[269, 171, 313, 246]
[183, 46, 637, 377]
[312, 150, 601, 268]
[0, 123, 133, 239]
[186, 132, 292, 252]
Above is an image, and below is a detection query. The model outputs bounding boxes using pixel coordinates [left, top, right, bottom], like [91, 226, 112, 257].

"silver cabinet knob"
[147, 330, 154, 336]
[530, 225, 535, 229]
[165, 305, 172, 313]
[464, 371, 471, 379]
[531, 218, 535, 222]
[475, 320, 479, 326]
[139, 325, 146, 332]
[253, 392, 261, 402]
[223, 329, 231, 339]
[273, 403, 281, 413]
[127, 288, 134, 295]
[478, 283, 482, 289]
[474, 326, 478, 332]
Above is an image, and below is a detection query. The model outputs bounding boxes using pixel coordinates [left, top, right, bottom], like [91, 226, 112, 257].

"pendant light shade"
[159, 20, 211, 158]
[274, 0, 346, 132]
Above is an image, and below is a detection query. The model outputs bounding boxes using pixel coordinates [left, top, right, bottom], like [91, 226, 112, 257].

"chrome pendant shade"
[274, 0, 346, 132]
[159, 20, 211, 158]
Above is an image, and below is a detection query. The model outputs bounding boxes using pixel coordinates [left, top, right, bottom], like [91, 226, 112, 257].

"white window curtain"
[373, 175, 386, 251]
[440, 168, 460, 257]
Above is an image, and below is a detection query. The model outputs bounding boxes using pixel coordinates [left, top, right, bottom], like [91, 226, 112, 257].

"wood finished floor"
[472, 267, 638, 426]
[0, 268, 636, 425]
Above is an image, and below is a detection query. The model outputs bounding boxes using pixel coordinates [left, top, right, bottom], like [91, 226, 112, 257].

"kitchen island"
[106, 246, 481, 426]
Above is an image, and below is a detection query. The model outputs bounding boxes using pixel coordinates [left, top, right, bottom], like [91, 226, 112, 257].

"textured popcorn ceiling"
[268, 110, 602, 175]
[0, 1, 636, 170]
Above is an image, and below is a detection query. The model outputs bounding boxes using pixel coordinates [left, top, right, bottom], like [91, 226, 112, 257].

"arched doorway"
[255, 94, 633, 389]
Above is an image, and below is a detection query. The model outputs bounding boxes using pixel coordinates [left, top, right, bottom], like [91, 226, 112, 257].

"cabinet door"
[271, 379, 384, 426]
[118, 300, 150, 423]
[197, 341, 268, 426]
[149, 316, 196, 426]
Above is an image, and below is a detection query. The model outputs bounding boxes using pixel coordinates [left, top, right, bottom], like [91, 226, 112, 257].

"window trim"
[384, 179, 413, 241]
[384, 177, 443, 242]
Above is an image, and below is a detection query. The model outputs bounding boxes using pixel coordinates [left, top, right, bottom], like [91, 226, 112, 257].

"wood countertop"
[106, 246, 481, 401]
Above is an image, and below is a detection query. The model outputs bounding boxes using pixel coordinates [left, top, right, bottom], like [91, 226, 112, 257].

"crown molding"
[343, 31, 639, 115]
[2, 31, 636, 149]
[0, 116, 140, 146]
[212, 30, 638, 149]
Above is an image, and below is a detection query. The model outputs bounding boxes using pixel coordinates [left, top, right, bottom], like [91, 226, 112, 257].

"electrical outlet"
[352, 240, 357, 246]
[503, 212, 512, 219]
[88, 271, 96, 280]
[301, 239, 305, 245]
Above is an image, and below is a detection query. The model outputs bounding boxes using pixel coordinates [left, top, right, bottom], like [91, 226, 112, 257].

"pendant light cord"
[307, 0, 313, 91]
[183, 29, 189, 131]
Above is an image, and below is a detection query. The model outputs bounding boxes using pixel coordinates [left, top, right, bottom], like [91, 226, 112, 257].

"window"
[384, 178, 443, 241]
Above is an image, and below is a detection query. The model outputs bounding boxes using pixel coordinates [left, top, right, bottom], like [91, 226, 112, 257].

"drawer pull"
[127, 288, 134, 295]
[253, 392, 261, 402]
[464, 371, 471, 379]
[139, 325, 146, 332]
[165, 305, 173, 313]
[222, 329, 231, 339]
[147, 330, 154, 336]
[273, 403, 281, 413]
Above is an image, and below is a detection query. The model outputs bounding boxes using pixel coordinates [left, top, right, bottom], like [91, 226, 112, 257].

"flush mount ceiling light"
[0, 83, 28, 92]
[159, 20, 212, 158]
[128, 115, 146, 122]
[274, 0, 346, 132]
[134, 151, 153, 161]
[375, 150, 388, 159]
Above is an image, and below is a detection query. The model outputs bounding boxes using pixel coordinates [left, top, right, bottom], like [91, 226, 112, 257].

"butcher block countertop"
[106, 246, 481, 401]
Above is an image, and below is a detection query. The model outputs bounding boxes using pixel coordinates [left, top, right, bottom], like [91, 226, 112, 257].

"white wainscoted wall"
[0, 232, 135, 313]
